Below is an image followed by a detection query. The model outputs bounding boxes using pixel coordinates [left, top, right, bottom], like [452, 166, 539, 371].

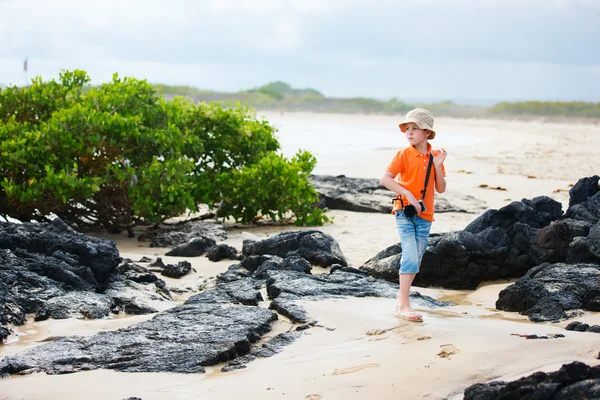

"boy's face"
[403, 122, 430, 146]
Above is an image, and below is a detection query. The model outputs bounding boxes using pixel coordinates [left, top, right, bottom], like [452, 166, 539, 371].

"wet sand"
[1, 114, 599, 399]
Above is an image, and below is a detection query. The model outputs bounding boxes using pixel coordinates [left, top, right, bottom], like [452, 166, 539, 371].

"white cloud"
[0, 0, 598, 100]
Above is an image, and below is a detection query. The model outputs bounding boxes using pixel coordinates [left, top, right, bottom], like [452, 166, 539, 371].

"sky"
[1, 0, 599, 103]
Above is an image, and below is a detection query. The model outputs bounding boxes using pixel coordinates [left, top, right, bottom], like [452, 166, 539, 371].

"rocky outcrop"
[495, 262, 600, 322]
[160, 261, 192, 279]
[165, 237, 216, 257]
[265, 269, 449, 323]
[310, 174, 487, 214]
[140, 221, 227, 248]
[0, 218, 121, 290]
[221, 332, 302, 372]
[0, 288, 277, 376]
[361, 176, 600, 289]
[565, 175, 600, 223]
[565, 321, 600, 333]
[35, 292, 114, 321]
[104, 278, 174, 315]
[0, 227, 449, 377]
[463, 361, 600, 400]
[0, 219, 122, 336]
[0, 220, 181, 338]
[361, 196, 565, 289]
[206, 244, 241, 262]
[242, 230, 347, 267]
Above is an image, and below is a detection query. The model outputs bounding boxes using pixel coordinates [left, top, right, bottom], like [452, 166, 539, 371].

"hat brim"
[399, 118, 436, 139]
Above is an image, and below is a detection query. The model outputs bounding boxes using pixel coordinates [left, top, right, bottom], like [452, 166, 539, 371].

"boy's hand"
[433, 148, 447, 168]
[405, 193, 421, 209]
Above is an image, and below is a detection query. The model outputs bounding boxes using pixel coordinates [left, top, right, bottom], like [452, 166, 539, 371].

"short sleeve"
[386, 151, 404, 177]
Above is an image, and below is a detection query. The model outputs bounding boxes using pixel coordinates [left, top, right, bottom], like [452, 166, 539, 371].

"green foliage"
[248, 87, 285, 100]
[216, 151, 330, 226]
[489, 101, 600, 118]
[0, 71, 329, 231]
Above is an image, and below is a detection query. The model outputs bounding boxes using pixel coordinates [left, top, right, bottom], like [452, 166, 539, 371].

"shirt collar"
[407, 142, 432, 156]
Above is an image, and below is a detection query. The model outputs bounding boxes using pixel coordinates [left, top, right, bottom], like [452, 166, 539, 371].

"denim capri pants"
[395, 212, 432, 274]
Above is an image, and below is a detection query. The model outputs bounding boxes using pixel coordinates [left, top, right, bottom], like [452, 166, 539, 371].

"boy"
[380, 108, 447, 322]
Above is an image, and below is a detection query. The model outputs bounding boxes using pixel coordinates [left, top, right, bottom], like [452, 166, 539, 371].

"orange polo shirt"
[386, 143, 446, 222]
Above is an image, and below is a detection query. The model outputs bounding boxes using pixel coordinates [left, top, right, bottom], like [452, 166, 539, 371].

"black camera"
[403, 200, 426, 218]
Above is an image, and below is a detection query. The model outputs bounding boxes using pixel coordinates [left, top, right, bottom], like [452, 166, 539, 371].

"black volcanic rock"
[310, 174, 486, 214]
[361, 181, 600, 290]
[0, 219, 121, 335]
[463, 361, 600, 400]
[206, 244, 241, 262]
[161, 261, 192, 278]
[495, 262, 600, 322]
[165, 237, 216, 257]
[0, 288, 277, 376]
[242, 230, 347, 267]
[141, 221, 227, 248]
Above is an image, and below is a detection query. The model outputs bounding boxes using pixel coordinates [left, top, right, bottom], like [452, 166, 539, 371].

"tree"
[0, 70, 329, 232]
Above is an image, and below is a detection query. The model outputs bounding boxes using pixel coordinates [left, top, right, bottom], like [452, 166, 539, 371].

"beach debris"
[417, 336, 432, 341]
[436, 344, 460, 359]
[510, 333, 566, 339]
[478, 184, 507, 191]
[305, 395, 322, 400]
[296, 323, 312, 331]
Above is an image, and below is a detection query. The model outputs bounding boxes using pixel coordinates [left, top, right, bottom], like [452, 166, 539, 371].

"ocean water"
[266, 114, 483, 177]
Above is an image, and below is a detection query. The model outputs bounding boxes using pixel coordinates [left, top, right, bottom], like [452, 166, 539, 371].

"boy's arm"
[380, 172, 420, 208]
[434, 165, 446, 193]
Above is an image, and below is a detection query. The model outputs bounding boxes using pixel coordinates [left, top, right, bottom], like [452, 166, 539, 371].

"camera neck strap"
[420, 152, 434, 200]
[398, 152, 434, 208]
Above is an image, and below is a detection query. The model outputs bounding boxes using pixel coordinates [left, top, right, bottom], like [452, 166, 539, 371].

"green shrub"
[0, 70, 328, 231]
[489, 101, 600, 118]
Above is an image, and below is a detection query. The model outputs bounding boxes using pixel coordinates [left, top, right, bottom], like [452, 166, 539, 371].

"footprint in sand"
[332, 363, 380, 375]
[366, 328, 392, 336]
[436, 344, 460, 359]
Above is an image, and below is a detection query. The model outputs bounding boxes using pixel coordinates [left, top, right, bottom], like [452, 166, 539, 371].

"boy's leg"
[395, 213, 420, 318]
[415, 216, 432, 264]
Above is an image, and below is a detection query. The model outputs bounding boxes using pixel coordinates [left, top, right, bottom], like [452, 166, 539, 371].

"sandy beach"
[1, 113, 599, 399]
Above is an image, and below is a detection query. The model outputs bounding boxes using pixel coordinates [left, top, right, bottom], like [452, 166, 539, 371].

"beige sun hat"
[399, 108, 436, 139]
